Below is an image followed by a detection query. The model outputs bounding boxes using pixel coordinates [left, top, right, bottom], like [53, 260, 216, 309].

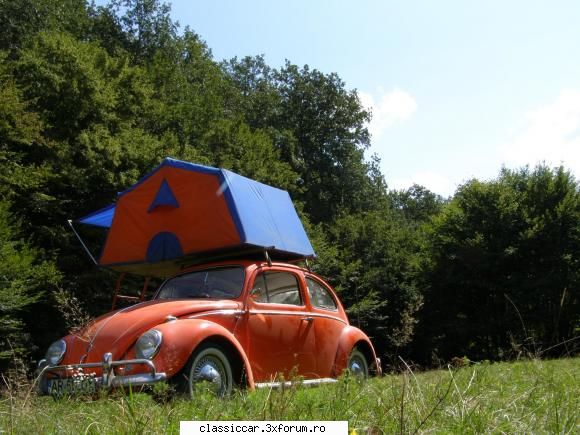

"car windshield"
[156, 267, 245, 300]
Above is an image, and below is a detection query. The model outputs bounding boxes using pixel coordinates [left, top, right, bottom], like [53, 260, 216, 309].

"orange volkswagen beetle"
[38, 259, 381, 396]
[38, 158, 381, 396]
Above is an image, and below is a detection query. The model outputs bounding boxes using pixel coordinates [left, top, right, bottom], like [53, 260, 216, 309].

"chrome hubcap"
[348, 353, 368, 378]
[198, 364, 222, 384]
[349, 358, 365, 376]
[349, 359, 364, 376]
[192, 356, 227, 395]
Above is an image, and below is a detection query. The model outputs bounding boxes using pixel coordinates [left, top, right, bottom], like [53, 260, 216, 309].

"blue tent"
[78, 158, 315, 276]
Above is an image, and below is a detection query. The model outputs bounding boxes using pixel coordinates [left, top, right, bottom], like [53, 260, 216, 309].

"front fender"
[333, 326, 380, 376]
[142, 319, 255, 389]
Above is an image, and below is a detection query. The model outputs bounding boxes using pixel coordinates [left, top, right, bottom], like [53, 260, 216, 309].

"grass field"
[1, 357, 578, 434]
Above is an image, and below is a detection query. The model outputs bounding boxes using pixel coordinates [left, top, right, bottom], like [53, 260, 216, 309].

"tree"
[98, 0, 177, 63]
[0, 51, 44, 161]
[225, 58, 384, 223]
[415, 165, 580, 362]
[200, 119, 297, 190]
[315, 210, 424, 363]
[0, 0, 90, 52]
[0, 0, 488, 372]
[145, 30, 240, 150]
[390, 184, 446, 224]
[222, 55, 282, 131]
[0, 200, 60, 370]
[5, 31, 161, 246]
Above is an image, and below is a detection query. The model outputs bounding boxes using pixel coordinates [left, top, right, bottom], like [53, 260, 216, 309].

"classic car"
[38, 158, 381, 396]
[38, 259, 381, 397]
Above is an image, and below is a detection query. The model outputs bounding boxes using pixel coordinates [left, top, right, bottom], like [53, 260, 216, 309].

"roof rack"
[111, 274, 150, 310]
[104, 245, 315, 278]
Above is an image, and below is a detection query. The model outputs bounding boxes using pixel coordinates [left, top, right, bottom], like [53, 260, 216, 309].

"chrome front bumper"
[37, 352, 167, 394]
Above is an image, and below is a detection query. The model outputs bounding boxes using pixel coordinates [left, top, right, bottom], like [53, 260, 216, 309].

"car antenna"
[264, 249, 272, 266]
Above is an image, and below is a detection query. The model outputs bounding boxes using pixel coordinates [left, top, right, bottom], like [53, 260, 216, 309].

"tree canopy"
[414, 166, 580, 362]
[0, 0, 577, 372]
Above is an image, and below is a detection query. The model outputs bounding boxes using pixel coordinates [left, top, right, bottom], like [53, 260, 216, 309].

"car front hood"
[65, 299, 240, 364]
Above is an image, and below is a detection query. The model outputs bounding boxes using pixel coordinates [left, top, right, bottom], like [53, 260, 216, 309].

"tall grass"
[1, 358, 578, 434]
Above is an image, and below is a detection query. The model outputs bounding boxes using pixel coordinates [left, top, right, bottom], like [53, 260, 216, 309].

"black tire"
[347, 348, 369, 378]
[177, 343, 234, 398]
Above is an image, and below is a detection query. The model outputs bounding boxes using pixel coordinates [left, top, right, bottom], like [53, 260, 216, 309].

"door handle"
[302, 316, 314, 322]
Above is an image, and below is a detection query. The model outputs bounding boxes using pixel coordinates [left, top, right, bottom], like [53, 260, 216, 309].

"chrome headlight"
[135, 329, 163, 359]
[45, 339, 67, 365]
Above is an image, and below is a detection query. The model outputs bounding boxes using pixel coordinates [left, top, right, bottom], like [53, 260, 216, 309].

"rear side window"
[306, 277, 337, 310]
[250, 272, 302, 306]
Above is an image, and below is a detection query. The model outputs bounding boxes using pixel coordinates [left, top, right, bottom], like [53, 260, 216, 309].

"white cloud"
[500, 89, 580, 175]
[359, 88, 417, 139]
[391, 171, 456, 198]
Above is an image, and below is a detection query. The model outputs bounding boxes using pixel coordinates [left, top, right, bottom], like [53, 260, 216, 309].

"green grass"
[1, 358, 578, 434]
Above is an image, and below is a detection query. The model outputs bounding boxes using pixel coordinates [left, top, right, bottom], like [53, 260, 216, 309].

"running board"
[255, 378, 338, 389]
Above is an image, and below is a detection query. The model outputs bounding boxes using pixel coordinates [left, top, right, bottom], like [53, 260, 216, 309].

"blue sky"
[157, 1, 580, 196]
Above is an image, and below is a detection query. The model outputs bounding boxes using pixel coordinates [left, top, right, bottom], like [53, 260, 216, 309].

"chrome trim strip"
[186, 309, 242, 319]
[185, 308, 347, 325]
[249, 310, 347, 325]
[255, 378, 338, 389]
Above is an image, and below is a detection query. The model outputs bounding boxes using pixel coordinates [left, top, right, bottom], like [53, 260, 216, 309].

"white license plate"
[48, 377, 100, 397]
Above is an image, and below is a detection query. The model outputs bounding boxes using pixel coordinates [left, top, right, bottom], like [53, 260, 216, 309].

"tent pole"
[67, 219, 97, 265]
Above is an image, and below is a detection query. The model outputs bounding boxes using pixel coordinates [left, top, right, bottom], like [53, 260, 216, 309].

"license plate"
[48, 377, 100, 397]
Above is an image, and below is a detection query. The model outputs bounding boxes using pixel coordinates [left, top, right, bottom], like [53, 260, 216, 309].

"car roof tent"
[77, 158, 315, 277]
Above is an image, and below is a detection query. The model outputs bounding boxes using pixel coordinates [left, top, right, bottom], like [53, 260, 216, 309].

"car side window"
[250, 272, 302, 305]
[306, 277, 337, 310]
[250, 274, 268, 303]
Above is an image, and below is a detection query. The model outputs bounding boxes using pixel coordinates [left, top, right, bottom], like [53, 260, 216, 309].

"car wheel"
[347, 348, 369, 378]
[180, 343, 234, 398]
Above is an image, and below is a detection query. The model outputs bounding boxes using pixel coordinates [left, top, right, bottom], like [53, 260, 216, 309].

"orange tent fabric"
[78, 158, 315, 276]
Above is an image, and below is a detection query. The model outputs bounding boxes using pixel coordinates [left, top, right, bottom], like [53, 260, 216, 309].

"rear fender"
[146, 319, 255, 388]
[333, 326, 381, 376]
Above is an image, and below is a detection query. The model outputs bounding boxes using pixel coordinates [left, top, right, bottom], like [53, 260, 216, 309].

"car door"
[245, 267, 317, 381]
[304, 275, 347, 377]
